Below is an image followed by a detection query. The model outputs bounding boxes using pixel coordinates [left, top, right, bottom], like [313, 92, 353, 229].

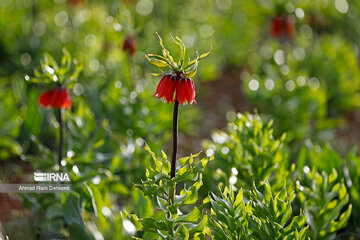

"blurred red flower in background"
[38, 87, 72, 109]
[122, 35, 136, 56]
[67, 0, 84, 6]
[270, 15, 295, 38]
[153, 75, 196, 105]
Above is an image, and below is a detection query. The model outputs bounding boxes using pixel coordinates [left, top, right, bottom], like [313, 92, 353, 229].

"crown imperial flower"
[39, 87, 72, 109]
[122, 35, 136, 56]
[270, 15, 295, 38]
[147, 33, 210, 105]
[153, 75, 196, 105]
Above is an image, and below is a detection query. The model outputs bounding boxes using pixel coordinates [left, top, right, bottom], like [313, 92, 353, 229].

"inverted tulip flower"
[270, 14, 295, 38]
[29, 48, 82, 166]
[122, 35, 137, 88]
[153, 74, 196, 105]
[38, 87, 72, 110]
[122, 35, 136, 57]
[146, 33, 210, 185]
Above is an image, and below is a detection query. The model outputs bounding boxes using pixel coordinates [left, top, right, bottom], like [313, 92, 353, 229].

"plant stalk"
[170, 100, 179, 179]
[58, 108, 64, 166]
[169, 100, 179, 204]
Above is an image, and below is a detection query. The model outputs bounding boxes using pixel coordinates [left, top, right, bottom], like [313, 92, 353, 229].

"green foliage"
[297, 36, 360, 114]
[61, 192, 95, 239]
[210, 182, 309, 240]
[1, 0, 360, 238]
[59, 185, 137, 240]
[204, 112, 289, 191]
[243, 71, 330, 145]
[297, 145, 360, 232]
[209, 187, 248, 239]
[296, 169, 352, 239]
[146, 33, 210, 77]
[345, 149, 360, 211]
[296, 145, 343, 175]
[133, 144, 213, 239]
[30, 48, 83, 89]
[0, 79, 23, 160]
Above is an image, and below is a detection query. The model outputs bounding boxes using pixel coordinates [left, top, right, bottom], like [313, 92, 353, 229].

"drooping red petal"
[64, 89, 72, 109]
[175, 78, 186, 105]
[153, 75, 176, 104]
[164, 76, 177, 103]
[186, 79, 195, 104]
[38, 88, 72, 109]
[55, 88, 71, 109]
[153, 75, 168, 98]
[187, 78, 196, 104]
[186, 79, 193, 104]
[49, 89, 59, 108]
[122, 36, 136, 56]
[270, 17, 283, 37]
[54, 88, 63, 108]
[175, 78, 196, 105]
[38, 90, 53, 108]
[285, 16, 295, 37]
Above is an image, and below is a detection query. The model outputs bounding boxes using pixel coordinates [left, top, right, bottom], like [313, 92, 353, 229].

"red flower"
[122, 36, 136, 56]
[39, 87, 72, 110]
[270, 15, 295, 38]
[285, 16, 295, 37]
[270, 17, 283, 37]
[67, 0, 85, 6]
[153, 75, 196, 105]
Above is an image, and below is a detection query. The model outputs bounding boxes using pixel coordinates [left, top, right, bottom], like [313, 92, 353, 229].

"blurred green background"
[0, 0, 360, 239]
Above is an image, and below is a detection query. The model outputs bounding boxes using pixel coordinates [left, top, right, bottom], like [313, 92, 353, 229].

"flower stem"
[171, 100, 179, 179]
[169, 100, 179, 204]
[58, 108, 64, 166]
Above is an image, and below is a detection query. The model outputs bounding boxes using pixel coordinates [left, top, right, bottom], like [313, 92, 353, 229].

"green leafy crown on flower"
[146, 33, 211, 78]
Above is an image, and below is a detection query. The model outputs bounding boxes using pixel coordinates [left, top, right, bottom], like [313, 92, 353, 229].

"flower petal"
[153, 75, 176, 104]
[38, 90, 52, 108]
[38, 88, 72, 109]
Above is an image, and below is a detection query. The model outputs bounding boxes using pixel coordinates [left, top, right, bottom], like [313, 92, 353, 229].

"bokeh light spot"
[285, 80, 295, 91]
[296, 76, 306, 86]
[249, 79, 259, 91]
[136, 0, 153, 16]
[274, 50, 285, 65]
[123, 219, 136, 235]
[55, 11, 68, 27]
[265, 78, 275, 90]
[308, 77, 320, 90]
[295, 8, 305, 19]
[335, 0, 349, 13]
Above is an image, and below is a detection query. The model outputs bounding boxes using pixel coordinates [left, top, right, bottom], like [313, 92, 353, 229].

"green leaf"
[176, 207, 202, 223]
[146, 56, 169, 68]
[199, 49, 211, 59]
[109, 182, 130, 196]
[185, 61, 198, 78]
[330, 204, 352, 232]
[61, 192, 84, 225]
[142, 218, 167, 231]
[175, 224, 189, 240]
[130, 214, 143, 231]
[186, 215, 209, 234]
[155, 32, 177, 69]
[170, 34, 186, 68]
[234, 189, 243, 206]
[61, 193, 95, 240]
[263, 181, 272, 203]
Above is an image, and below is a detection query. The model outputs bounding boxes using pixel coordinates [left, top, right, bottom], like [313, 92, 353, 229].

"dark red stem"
[58, 108, 64, 166]
[170, 100, 179, 178]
